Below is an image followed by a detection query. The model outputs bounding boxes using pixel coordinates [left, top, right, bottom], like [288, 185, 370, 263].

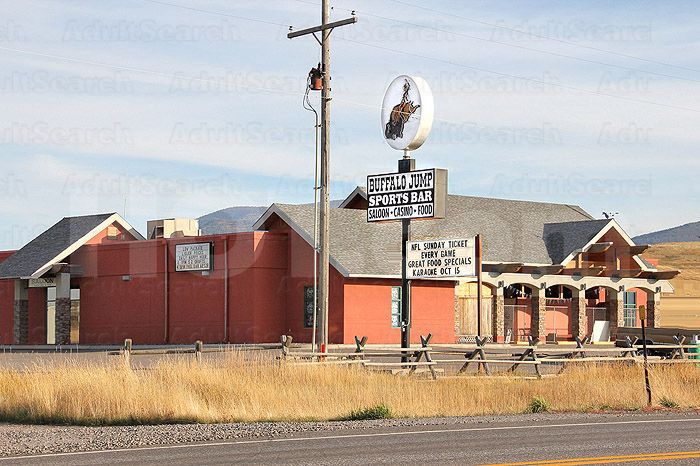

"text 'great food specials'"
[366, 168, 447, 222]
[406, 237, 476, 279]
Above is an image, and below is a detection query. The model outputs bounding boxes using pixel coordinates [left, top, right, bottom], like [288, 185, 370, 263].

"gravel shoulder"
[1, 410, 699, 457]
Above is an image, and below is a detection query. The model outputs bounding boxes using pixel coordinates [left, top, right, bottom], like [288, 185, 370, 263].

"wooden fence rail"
[279, 333, 700, 380]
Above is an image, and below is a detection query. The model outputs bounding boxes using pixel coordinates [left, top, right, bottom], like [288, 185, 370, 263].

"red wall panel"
[225, 232, 288, 344]
[0, 279, 12, 344]
[79, 275, 166, 344]
[266, 219, 345, 344]
[343, 279, 455, 345]
[166, 238, 226, 343]
[75, 240, 166, 344]
[0, 251, 15, 344]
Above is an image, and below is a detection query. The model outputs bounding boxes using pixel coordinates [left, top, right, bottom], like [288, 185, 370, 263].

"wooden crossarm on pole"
[287, 17, 357, 39]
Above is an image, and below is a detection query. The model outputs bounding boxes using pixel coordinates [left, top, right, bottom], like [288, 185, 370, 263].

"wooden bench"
[632, 335, 700, 360]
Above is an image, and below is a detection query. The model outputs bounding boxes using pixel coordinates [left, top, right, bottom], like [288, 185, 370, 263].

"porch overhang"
[476, 272, 675, 293]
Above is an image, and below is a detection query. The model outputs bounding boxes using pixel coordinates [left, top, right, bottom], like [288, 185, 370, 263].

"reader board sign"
[406, 237, 476, 279]
[29, 278, 56, 288]
[366, 168, 447, 222]
[175, 242, 212, 272]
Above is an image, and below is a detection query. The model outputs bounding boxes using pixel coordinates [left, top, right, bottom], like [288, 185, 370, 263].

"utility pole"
[288, 3, 356, 352]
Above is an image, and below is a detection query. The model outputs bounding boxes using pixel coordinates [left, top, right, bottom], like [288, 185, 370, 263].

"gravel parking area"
[1, 411, 698, 457]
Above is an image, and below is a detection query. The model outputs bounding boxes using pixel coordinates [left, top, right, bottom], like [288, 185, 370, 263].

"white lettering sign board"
[406, 237, 476, 279]
[367, 168, 447, 222]
[175, 242, 212, 272]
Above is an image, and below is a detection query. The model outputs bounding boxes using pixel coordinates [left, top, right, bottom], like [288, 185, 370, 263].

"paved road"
[2, 413, 700, 465]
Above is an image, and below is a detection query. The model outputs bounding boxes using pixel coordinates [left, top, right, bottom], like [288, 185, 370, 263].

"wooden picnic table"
[632, 344, 699, 359]
[630, 335, 700, 359]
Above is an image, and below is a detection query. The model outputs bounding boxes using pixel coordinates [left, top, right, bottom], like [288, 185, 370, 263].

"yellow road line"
[484, 450, 700, 465]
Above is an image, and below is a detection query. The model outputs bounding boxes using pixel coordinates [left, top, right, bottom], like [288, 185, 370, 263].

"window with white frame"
[391, 286, 402, 328]
[623, 291, 637, 327]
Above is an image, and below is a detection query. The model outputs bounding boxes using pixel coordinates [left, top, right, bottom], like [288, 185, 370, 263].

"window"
[303, 286, 316, 328]
[391, 286, 402, 328]
[106, 225, 120, 240]
[623, 291, 637, 327]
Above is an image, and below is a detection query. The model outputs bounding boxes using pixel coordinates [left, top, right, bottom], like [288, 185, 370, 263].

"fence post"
[281, 335, 292, 359]
[354, 336, 368, 353]
[195, 340, 203, 364]
[123, 338, 132, 368]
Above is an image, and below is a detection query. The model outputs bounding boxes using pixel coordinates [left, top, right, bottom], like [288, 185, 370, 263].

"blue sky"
[0, 0, 699, 249]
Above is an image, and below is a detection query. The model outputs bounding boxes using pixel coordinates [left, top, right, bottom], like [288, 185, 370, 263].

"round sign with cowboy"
[381, 75, 434, 151]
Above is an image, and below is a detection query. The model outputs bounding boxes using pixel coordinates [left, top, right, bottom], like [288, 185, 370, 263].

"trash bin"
[690, 335, 700, 362]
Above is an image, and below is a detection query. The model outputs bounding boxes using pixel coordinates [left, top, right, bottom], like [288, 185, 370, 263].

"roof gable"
[543, 219, 611, 264]
[0, 213, 144, 279]
[338, 186, 368, 209]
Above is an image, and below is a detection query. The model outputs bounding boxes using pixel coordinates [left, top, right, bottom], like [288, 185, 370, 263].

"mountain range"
[633, 221, 700, 245]
[198, 201, 343, 235]
[198, 206, 269, 235]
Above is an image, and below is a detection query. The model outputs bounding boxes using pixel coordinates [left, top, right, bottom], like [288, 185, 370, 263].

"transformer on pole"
[288, 4, 357, 352]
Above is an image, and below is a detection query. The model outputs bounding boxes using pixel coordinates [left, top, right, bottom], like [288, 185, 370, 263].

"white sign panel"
[406, 237, 476, 279]
[175, 242, 212, 272]
[367, 168, 447, 222]
[381, 75, 434, 151]
[29, 277, 56, 288]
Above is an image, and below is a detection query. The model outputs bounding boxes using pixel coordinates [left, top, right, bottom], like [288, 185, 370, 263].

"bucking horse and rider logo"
[384, 78, 420, 141]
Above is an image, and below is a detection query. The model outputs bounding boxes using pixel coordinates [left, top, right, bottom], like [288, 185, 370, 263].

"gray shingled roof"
[543, 219, 612, 264]
[258, 194, 601, 277]
[0, 213, 115, 279]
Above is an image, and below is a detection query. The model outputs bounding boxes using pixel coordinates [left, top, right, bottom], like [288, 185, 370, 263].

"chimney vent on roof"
[146, 218, 200, 239]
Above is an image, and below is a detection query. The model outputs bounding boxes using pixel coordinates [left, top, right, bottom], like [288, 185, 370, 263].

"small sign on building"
[175, 242, 212, 272]
[367, 168, 447, 222]
[29, 277, 56, 288]
[406, 237, 476, 279]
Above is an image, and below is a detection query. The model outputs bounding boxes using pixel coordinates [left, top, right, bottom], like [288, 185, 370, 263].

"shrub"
[659, 397, 679, 409]
[344, 404, 392, 421]
[527, 396, 550, 413]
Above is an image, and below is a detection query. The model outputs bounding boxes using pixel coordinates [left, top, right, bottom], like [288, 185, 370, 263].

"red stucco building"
[0, 188, 678, 346]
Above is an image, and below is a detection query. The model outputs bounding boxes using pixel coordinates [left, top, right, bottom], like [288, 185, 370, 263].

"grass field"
[644, 242, 700, 327]
[0, 356, 698, 425]
[645, 242, 700, 296]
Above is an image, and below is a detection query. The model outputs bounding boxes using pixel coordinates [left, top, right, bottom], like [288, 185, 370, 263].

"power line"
[0, 3, 688, 150]
[336, 38, 700, 114]
[0, 44, 599, 150]
[289, 0, 700, 84]
[384, 0, 700, 75]
[138, 0, 700, 113]
[140, 0, 291, 28]
[0, 44, 306, 98]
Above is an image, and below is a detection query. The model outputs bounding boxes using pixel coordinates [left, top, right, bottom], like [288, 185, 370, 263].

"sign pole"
[639, 305, 652, 406]
[476, 234, 482, 338]
[399, 151, 415, 359]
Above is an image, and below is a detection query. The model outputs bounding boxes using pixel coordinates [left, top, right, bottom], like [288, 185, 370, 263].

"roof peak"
[62, 212, 116, 220]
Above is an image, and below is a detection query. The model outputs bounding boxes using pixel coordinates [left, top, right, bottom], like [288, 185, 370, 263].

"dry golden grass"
[0, 357, 699, 425]
[643, 242, 700, 327]
[645, 242, 700, 295]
